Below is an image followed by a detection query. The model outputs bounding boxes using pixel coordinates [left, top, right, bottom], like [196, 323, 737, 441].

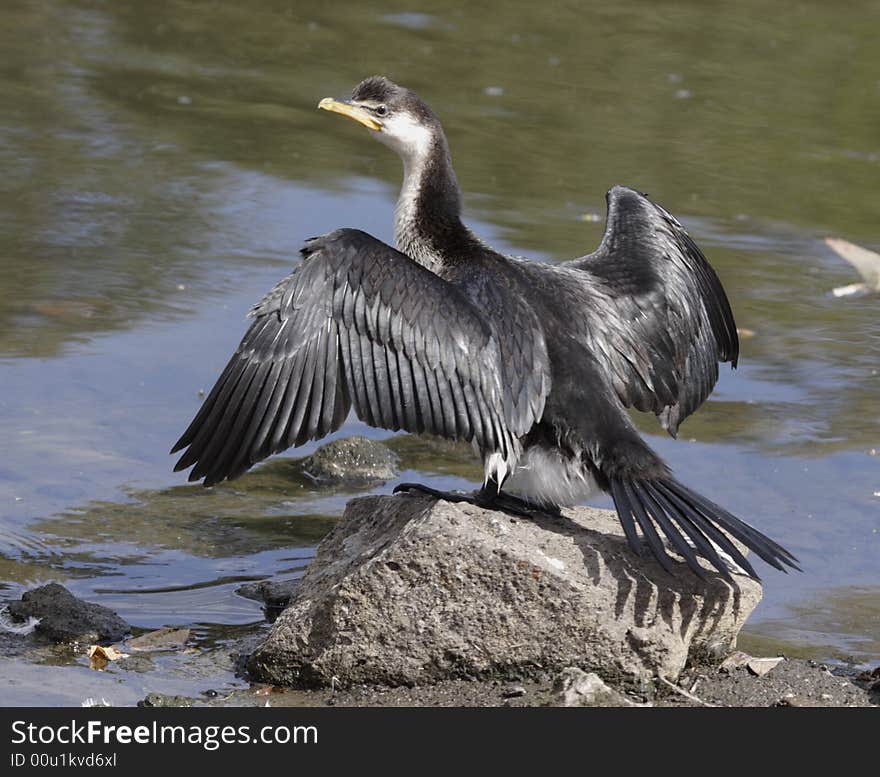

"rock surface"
[7, 583, 131, 643]
[296, 436, 399, 484]
[553, 667, 638, 707]
[248, 495, 762, 689]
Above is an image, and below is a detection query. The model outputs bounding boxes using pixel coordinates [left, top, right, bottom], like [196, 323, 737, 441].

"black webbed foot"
[393, 482, 562, 520]
[479, 490, 564, 520]
[392, 482, 474, 503]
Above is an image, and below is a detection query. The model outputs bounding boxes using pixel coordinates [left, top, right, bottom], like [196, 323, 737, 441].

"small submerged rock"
[6, 583, 131, 644]
[236, 578, 300, 616]
[296, 436, 399, 485]
[126, 627, 191, 653]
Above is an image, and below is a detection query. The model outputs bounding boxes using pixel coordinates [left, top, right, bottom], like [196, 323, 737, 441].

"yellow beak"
[317, 97, 382, 131]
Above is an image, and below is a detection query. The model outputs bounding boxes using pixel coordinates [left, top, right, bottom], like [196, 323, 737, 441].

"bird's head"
[318, 76, 441, 162]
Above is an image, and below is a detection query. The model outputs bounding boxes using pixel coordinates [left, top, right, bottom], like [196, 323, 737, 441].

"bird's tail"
[608, 476, 799, 582]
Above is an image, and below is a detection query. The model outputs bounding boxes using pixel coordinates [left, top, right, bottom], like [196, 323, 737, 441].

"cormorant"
[172, 76, 799, 581]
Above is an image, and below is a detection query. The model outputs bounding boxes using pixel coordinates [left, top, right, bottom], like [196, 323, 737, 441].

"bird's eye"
[375, 104, 388, 116]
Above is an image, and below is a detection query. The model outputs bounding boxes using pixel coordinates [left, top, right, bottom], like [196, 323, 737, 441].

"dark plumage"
[173, 76, 798, 581]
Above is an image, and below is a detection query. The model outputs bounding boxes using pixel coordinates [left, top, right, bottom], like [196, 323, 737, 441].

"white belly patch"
[502, 446, 599, 508]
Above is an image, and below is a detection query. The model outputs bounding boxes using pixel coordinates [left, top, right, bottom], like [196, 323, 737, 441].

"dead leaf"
[746, 657, 784, 677]
[832, 282, 870, 298]
[87, 644, 128, 660]
[825, 237, 880, 292]
[87, 644, 129, 670]
[126, 627, 191, 653]
[719, 651, 783, 677]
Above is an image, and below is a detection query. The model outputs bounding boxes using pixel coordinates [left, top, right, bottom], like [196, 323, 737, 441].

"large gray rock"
[248, 495, 761, 689]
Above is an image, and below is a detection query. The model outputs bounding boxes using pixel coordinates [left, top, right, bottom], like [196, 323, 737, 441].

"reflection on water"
[741, 586, 880, 664]
[0, 0, 878, 703]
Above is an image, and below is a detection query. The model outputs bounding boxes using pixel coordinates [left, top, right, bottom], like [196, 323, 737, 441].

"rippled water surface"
[1, 0, 878, 705]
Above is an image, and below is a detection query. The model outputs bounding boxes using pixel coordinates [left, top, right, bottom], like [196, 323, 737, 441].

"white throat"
[395, 155, 431, 258]
[374, 114, 444, 269]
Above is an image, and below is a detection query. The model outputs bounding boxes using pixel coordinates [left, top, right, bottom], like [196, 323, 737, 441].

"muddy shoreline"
[4, 580, 877, 709]
[185, 636, 880, 707]
[264, 660, 880, 708]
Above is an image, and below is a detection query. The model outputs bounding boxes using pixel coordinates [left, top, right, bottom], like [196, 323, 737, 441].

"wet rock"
[137, 692, 196, 708]
[236, 578, 299, 614]
[296, 436, 398, 484]
[126, 627, 191, 653]
[553, 667, 637, 707]
[114, 654, 155, 673]
[856, 666, 880, 692]
[7, 583, 131, 644]
[248, 495, 761, 689]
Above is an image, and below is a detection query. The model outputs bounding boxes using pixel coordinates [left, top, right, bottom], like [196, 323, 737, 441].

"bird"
[171, 75, 799, 582]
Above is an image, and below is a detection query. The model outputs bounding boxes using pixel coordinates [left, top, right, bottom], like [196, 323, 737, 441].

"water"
[1, 0, 878, 704]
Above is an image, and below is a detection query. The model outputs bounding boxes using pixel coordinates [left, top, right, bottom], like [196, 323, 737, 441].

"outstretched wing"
[172, 229, 548, 485]
[572, 185, 738, 436]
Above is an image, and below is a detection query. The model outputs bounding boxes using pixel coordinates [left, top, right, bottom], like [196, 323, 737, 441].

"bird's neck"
[395, 136, 475, 271]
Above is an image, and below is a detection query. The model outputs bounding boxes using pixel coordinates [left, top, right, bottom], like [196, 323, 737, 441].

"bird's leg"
[393, 482, 562, 520]
[392, 482, 476, 505]
[476, 488, 564, 519]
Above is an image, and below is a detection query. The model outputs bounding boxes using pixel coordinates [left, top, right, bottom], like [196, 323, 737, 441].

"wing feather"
[172, 229, 550, 484]
[572, 185, 738, 436]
